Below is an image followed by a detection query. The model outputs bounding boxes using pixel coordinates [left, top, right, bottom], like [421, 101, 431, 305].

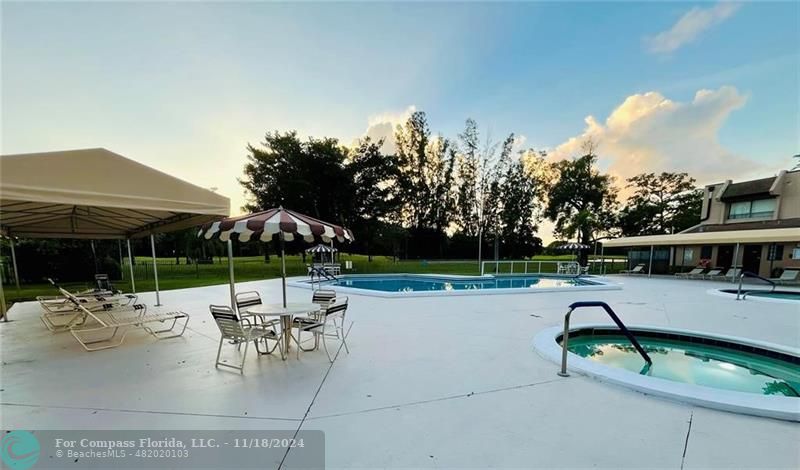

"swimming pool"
[533, 325, 800, 421]
[291, 274, 620, 297]
[716, 288, 800, 303]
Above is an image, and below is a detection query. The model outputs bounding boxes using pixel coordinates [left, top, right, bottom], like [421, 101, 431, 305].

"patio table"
[243, 303, 320, 358]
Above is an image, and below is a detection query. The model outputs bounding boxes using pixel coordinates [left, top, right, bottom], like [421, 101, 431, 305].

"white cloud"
[360, 105, 417, 154]
[645, 2, 741, 54]
[549, 86, 757, 191]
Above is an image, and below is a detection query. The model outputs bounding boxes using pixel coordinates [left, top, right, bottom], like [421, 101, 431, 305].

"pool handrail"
[736, 271, 776, 300]
[558, 301, 652, 377]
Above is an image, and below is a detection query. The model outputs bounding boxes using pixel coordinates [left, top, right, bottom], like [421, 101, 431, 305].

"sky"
[2, 1, 798, 244]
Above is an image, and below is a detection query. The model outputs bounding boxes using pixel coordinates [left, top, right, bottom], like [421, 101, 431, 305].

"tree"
[454, 118, 480, 236]
[619, 172, 699, 235]
[394, 111, 456, 257]
[347, 137, 401, 260]
[497, 154, 545, 258]
[239, 131, 353, 223]
[545, 147, 617, 264]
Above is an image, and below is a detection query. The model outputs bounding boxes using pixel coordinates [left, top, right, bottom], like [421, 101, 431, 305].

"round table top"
[244, 302, 320, 317]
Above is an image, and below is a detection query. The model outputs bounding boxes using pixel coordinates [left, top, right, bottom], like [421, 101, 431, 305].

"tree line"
[240, 110, 702, 262]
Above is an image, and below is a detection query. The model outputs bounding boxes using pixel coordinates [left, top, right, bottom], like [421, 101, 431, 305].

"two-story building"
[604, 169, 800, 277]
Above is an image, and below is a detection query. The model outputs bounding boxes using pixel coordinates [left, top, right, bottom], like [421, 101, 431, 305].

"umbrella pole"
[280, 232, 287, 308]
[227, 240, 236, 309]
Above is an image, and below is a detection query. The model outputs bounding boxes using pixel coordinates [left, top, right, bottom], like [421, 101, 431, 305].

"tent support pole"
[150, 234, 161, 306]
[127, 239, 136, 293]
[648, 245, 654, 278]
[227, 240, 236, 309]
[0, 277, 6, 322]
[9, 238, 20, 291]
[126, 238, 136, 294]
[280, 233, 287, 308]
[118, 240, 124, 280]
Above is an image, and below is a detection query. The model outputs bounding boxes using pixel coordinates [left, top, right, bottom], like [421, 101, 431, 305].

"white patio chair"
[293, 297, 349, 362]
[210, 305, 284, 373]
[675, 267, 704, 278]
[40, 287, 138, 331]
[311, 289, 337, 308]
[235, 291, 280, 330]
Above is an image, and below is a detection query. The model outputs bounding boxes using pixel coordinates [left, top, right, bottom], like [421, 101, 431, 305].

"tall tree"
[497, 153, 545, 258]
[545, 147, 617, 262]
[347, 137, 401, 260]
[394, 111, 456, 241]
[619, 172, 699, 235]
[455, 118, 480, 236]
[239, 131, 353, 222]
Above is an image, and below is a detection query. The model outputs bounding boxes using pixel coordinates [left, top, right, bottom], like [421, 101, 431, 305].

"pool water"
[566, 334, 800, 397]
[327, 274, 598, 292]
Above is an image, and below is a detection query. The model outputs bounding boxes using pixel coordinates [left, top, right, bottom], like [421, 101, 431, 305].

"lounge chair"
[675, 267, 705, 278]
[701, 268, 723, 280]
[40, 287, 138, 331]
[293, 297, 350, 362]
[770, 269, 800, 285]
[210, 305, 283, 373]
[708, 267, 741, 282]
[69, 301, 189, 351]
[620, 264, 645, 275]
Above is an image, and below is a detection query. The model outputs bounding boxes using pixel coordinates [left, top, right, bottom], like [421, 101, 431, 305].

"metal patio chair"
[235, 291, 281, 330]
[210, 305, 283, 373]
[293, 297, 350, 362]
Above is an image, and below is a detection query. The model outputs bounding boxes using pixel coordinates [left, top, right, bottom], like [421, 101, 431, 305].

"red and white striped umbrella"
[198, 207, 354, 243]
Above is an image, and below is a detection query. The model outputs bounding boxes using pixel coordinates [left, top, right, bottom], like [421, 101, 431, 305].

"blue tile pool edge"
[286, 273, 622, 298]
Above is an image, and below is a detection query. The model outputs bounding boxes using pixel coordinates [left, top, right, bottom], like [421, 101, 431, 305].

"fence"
[480, 260, 580, 276]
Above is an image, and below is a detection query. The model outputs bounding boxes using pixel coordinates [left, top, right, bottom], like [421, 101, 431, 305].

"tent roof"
[603, 227, 800, 248]
[0, 148, 230, 239]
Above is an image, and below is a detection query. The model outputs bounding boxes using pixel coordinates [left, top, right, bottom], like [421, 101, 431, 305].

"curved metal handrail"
[736, 271, 776, 300]
[558, 301, 652, 377]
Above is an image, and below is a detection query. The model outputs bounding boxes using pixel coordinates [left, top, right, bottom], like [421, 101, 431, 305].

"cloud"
[645, 2, 741, 54]
[549, 86, 757, 191]
[360, 105, 417, 154]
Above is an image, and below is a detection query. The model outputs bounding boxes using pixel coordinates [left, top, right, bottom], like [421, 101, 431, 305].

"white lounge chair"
[620, 264, 645, 275]
[40, 287, 138, 331]
[210, 305, 283, 373]
[770, 269, 800, 285]
[675, 267, 705, 278]
[701, 268, 723, 280]
[69, 302, 189, 351]
[708, 267, 741, 282]
[293, 297, 349, 362]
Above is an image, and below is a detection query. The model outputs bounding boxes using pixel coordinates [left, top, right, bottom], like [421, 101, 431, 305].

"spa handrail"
[736, 271, 775, 300]
[558, 301, 652, 377]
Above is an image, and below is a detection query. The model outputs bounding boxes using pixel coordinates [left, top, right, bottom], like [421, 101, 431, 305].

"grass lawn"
[2, 254, 627, 306]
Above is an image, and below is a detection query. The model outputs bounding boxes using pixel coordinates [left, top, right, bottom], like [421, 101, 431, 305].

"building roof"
[603, 227, 800, 247]
[720, 176, 776, 201]
[0, 148, 230, 239]
[682, 218, 800, 234]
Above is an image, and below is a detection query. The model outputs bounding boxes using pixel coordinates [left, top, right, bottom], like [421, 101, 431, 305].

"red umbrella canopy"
[198, 207, 354, 243]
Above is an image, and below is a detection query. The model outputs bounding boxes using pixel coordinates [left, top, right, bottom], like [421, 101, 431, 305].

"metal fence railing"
[480, 260, 580, 276]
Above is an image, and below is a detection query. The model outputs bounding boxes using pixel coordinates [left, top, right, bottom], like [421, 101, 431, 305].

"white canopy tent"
[0, 148, 230, 319]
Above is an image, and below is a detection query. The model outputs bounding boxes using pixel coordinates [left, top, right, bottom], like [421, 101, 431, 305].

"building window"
[683, 248, 694, 265]
[728, 199, 775, 220]
[700, 246, 712, 263]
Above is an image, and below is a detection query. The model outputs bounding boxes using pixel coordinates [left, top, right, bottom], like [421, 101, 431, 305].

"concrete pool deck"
[1, 275, 798, 468]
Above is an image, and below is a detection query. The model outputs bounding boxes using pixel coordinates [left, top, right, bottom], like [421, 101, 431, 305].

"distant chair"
[675, 267, 704, 278]
[209, 305, 283, 373]
[770, 268, 800, 285]
[620, 264, 645, 275]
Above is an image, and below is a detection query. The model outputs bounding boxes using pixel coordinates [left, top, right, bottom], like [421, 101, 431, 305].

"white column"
[227, 240, 236, 309]
[150, 234, 161, 306]
[647, 245, 654, 278]
[600, 244, 605, 275]
[280, 232, 287, 308]
[9, 238, 20, 290]
[126, 239, 136, 293]
[732, 242, 740, 284]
